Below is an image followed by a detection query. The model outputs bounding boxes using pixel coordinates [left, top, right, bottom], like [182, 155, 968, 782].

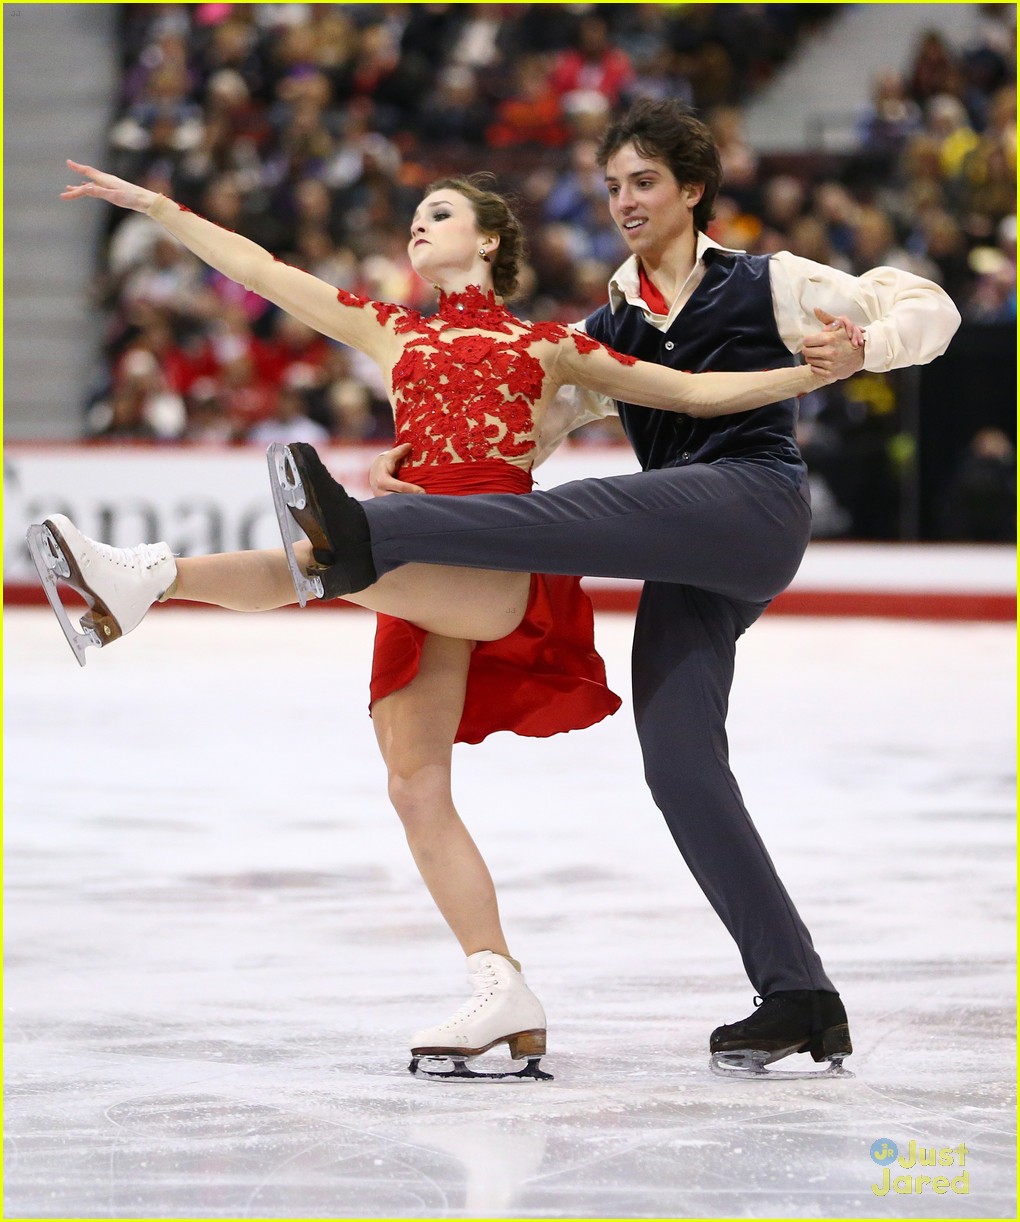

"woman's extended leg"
[172, 543, 529, 640]
[30, 511, 530, 660]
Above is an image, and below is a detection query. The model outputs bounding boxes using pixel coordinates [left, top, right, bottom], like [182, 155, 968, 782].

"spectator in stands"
[120, 233, 207, 319]
[87, 345, 186, 442]
[909, 207, 972, 301]
[941, 427, 1017, 542]
[302, 344, 391, 444]
[247, 381, 330, 447]
[214, 345, 277, 435]
[196, 174, 281, 316]
[415, 65, 490, 147]
[811, 181, 860, 261]
[549, 13, 635, 110]
[183, 376, 235, 443]
[786, 214, 850, 272]
[925, 93, 981, 180]
[267, 175, 346, 262]
[131, 313, 216, 400]
[959, 7, 1016, 130]
[964, 228, 1016, 324]
[706, 194, 762, 253]
[906, 30, 963, 108]
[762, 174, 806, 233]
[541, 138, 626, 264]
[849, 206, 924, 279]
[958, 95, 1017, 239]
[289, 226, 359, 292]
[322, 104, 410, 243]
[613, 6, 694, 108]
[487, 55, 569, 149]
[256, 311, 330, 390]
[173, 69, 270, 209]
[856, 68, 923, 161]
[706, 105, 758, 211]
[190, 12, 268, 102]
[335, 21, 420, 135]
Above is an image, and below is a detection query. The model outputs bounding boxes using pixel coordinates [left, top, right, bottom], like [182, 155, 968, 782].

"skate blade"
[409, 1054, 553, 1083]
[710, 1050, 853, 1081]
[26, 523, 105, 667]
[266, 444, 324, 608]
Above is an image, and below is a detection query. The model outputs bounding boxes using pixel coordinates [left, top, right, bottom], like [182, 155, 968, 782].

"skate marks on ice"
[4, 610, 1016, 1218]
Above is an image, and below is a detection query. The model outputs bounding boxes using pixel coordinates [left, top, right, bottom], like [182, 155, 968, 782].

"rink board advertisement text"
[4, 444, 634, 582]
[4, 443, 1015, 620]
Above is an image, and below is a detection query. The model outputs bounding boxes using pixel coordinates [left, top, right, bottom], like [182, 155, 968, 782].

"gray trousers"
[365, 459, 835, 995]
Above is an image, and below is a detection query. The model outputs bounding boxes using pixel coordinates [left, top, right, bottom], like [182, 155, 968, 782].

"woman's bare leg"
[373, 634, 512, 958]
[171, 543, 530, 640]
[170, 549, 301, 610]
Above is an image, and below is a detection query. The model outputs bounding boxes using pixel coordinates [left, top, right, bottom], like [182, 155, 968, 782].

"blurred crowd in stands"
[84, 3, 1015, 539]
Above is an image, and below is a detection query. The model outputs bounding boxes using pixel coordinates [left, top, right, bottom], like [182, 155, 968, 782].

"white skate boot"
[409, 951, 551, 1082]
[26, 514, 176, 667]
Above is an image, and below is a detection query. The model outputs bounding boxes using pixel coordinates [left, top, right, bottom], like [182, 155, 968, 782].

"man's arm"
[770, 252, 962, 370]
[531, 385, 619, 468]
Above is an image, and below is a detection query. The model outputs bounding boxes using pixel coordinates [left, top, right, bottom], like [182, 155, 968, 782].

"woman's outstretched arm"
[548, 330, 861, 419]
[62, 161, 393, 361]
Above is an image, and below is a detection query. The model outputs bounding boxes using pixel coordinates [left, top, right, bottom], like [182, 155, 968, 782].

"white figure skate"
[409, 952, 551, 1082]
[26, 514, 176, 667]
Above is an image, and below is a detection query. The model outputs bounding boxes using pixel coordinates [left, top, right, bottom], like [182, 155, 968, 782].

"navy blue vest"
[585, 250, 805, 475]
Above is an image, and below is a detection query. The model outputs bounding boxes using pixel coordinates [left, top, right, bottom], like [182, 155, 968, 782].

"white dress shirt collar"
[606, 232, 746, 318]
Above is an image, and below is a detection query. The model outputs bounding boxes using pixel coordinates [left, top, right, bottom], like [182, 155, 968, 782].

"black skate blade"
[711, 1050, 854, 1081]
[266, 444, 324, 607]
[26, 523, 103, 667]
[409, 1054, 553, 1083]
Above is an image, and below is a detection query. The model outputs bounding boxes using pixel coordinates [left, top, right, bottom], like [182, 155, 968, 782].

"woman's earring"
[479, 247, 490, 261]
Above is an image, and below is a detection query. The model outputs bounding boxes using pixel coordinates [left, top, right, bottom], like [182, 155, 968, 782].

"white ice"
[4, 606, 1015, 1219]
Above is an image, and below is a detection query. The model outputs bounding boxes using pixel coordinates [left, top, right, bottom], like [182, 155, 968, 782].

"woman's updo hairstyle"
[426, 173, 526, 299]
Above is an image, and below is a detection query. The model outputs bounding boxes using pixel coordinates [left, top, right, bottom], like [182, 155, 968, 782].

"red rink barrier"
[4, 580, 1014, 623]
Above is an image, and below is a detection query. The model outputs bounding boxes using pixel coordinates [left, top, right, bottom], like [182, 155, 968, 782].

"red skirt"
[370, 460, 622, 744]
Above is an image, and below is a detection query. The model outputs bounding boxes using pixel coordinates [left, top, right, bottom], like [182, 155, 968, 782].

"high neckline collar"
[436, 284, 514, 327]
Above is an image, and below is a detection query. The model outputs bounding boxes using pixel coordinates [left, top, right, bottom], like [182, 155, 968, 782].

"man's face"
[604, 142, 701, 259]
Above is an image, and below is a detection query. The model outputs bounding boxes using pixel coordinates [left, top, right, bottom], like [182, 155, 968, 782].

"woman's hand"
[61, 160, 157, 213]
[369, 443, 425, 496]
[801, 307, 866, 381]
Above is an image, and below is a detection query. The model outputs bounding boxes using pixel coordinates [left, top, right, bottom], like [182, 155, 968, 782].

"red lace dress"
[339, 283, 623, 744]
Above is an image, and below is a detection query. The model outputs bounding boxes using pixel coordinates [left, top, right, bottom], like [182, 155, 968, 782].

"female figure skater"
[34, 160, 859, 1079]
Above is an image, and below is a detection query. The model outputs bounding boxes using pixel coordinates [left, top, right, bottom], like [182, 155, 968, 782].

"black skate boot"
[710, 990, 853, 1080]
[266, 442, 377, 604]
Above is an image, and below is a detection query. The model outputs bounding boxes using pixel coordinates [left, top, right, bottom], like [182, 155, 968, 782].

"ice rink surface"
[3, 606, 1015, 1219]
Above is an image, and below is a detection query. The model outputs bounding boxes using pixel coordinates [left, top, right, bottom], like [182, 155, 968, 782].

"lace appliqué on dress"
[335, 284, 636, 466]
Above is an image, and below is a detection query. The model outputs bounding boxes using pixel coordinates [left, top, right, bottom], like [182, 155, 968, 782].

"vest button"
[664, 341, 675, 350]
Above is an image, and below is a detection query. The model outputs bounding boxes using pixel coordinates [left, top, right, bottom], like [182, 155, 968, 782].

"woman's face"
[407, 189, 490, 281]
